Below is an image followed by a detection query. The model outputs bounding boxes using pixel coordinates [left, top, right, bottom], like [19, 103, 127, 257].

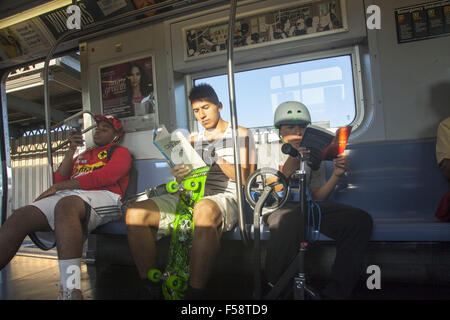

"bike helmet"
[274, 101, 311, 129]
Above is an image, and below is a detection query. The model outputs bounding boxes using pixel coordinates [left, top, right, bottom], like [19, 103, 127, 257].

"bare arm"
[311, 154, 349, 200]
[56, 130, 84, 177]
[35, 178, 81, 202]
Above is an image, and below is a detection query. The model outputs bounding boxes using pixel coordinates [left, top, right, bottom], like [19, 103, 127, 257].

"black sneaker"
[139, 279, 162, 300]
[182, 285, 206, 300]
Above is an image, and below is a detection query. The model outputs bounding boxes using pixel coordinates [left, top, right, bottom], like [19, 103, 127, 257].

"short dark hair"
[188, 83, 220, 106]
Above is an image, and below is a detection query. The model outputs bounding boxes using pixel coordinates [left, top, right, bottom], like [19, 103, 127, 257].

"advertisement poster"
[0, 18, 54, 59]
[184, 0, 345, 60]
[445, 5, 450, 32]
[396, 11, 414, 42]
[427, 6, 445, 35]
[411, 8, 428, 38]
[39, 0, 136, 39]
[100, 56, 158, 132]
[395, 0, 450, 43]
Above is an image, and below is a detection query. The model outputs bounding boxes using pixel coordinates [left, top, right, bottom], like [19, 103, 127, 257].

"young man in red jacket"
[0, 114, 131, 300]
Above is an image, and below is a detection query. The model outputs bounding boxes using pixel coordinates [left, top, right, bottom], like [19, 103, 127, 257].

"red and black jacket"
[54, 142, 132, 201]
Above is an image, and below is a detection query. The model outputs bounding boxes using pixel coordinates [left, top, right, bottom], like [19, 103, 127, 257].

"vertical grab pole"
[43, 52, 54, 186]
[43, 31, 76, 186]
[227, 0, 248, 246]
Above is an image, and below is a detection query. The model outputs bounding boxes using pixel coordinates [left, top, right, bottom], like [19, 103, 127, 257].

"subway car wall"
[77, 0, 450, 152]
[0, 0, 449, 301]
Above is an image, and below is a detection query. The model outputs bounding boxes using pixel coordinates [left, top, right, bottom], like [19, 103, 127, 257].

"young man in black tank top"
[126, 84, 256, 299]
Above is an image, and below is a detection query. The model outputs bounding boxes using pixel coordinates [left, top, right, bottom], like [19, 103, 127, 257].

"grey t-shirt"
[257, 141, 326, 190]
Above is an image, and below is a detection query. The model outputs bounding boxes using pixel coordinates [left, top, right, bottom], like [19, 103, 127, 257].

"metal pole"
[43, 31, 77, 185]
[227, 0, 248, 246]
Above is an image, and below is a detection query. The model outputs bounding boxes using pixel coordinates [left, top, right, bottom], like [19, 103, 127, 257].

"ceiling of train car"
[0, 0, 227, 138]
[5, 54, 82, 138]
[0, 1, 82, 137]
[0, 1, 50, 20]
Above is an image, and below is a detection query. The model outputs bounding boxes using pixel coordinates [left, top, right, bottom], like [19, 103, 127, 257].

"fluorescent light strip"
[0, 0, 79, 29]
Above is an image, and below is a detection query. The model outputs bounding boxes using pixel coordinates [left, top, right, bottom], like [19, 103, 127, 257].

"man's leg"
[264, 202, 301, 285]
[189, 199, 223, 291]
[53, 195, 88, 260]
[0, 206, 51, 270]
[125, 199, 161, 279]
[315, 201, 373, 299]
[53, 195, 90, 298]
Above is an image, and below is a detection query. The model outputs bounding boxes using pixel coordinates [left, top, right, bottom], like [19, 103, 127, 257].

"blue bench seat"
[326, 138, 449, 241]
[94, 138, 450, 242]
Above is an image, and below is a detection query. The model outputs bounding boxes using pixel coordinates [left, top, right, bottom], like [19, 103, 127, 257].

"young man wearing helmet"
[0, 115, 132, 300]
[262, 101, 373, 299]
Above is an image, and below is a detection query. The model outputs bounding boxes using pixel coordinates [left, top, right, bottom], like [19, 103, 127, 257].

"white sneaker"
[56, 283, 84, 300]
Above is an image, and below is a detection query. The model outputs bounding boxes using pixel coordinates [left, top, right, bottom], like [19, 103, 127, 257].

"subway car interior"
[0, 0, 449, 303]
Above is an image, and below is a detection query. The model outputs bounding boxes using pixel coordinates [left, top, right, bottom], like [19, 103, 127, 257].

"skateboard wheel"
[148, 269, 162, 282]
[166, 181, 179, 193]
[184, 180, 198, 191]
[166, 275, 182, 290]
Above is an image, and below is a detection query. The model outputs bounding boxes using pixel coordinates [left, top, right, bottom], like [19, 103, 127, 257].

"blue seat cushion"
[93, 139, 450, 242]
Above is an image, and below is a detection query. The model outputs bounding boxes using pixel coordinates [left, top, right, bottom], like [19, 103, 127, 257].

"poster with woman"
[100, 56, 157, 132]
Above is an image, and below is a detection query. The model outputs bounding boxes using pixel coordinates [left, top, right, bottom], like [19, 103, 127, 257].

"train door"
[0, 53, 83, 255]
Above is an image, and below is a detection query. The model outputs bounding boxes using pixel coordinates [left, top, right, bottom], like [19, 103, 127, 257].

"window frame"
[186, 45, 365, 134]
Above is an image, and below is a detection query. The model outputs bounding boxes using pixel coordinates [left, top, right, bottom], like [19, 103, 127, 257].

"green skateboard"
[148, 166, 210, 300]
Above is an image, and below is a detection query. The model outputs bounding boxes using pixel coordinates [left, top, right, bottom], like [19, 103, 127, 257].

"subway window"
[193, 53, 358, 132]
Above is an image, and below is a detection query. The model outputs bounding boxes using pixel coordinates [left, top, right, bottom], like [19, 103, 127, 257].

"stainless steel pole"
[43, 31, 77, 185]
[227, 0, 248, 246]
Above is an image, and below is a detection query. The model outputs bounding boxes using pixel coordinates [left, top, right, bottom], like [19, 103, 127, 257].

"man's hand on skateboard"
[170, 163, 192, 183]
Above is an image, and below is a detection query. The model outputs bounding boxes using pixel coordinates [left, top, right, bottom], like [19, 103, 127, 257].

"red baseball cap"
[94, 114, 124, 138]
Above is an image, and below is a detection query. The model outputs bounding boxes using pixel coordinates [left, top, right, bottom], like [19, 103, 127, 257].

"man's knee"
[9, 206, 34, 221]
[267, 206, 301, 230]
[54, 196, 86, 223]
[125, 200, 160, 227]
[351, 210, 373, 237]
[193, 200, 222, 229]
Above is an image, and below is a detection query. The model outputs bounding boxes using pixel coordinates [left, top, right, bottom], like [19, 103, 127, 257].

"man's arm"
[280, 155, 300, 179]
[277, 151, 348, 200]
[55, 130, 83, 181]
[311, 154, 348, 200]
[35, 179, 81, 202]
[56, 149, 76, 179]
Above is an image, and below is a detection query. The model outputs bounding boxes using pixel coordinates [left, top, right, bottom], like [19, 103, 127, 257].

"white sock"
[58, 258, 81, 291]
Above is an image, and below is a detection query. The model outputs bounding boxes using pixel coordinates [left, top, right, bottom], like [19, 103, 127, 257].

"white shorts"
[149, 192, 238, 241]
[29, 189, 122, 250]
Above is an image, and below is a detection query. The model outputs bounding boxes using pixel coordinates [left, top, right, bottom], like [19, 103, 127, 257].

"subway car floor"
[1, 241, 450, 301]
